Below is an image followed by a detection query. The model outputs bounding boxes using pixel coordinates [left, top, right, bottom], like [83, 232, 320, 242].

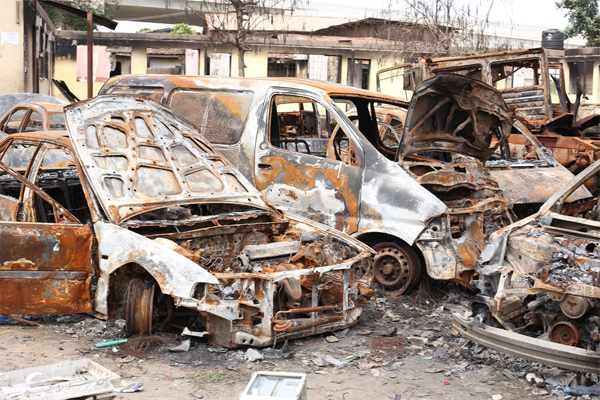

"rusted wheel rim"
[125, 279, 155, 336]
[550, 321, 579, 346]
[372, 242, 419, 293]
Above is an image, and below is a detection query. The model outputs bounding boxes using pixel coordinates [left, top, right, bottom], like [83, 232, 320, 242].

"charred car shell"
[458, 159, 600, 371]
[396, 74, 514, 286]
[0, 102, 67, 139]
[0, 95, 374, 348]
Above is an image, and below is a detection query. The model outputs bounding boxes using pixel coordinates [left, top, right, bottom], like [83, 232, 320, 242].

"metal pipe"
[286, 305, 337, 314]
[87, 11, 93, 99]
[277, 315, 344, 333]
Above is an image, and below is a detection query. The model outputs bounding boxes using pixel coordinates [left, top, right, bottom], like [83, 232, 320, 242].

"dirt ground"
[0, 282, 591, 400]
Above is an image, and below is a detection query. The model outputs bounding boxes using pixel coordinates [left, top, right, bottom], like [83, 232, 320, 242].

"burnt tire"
[372, 241, 421, 294]
[124, 278, 155, 336]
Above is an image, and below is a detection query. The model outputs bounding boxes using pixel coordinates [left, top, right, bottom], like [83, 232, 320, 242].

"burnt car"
[0, 95, 374, 348]
[348, 87, 585, 219]
[377, 49, 600, 174]
[0, 102, 67, 139]
[452, 160, 600, 372]
[99, 74, 589, 295]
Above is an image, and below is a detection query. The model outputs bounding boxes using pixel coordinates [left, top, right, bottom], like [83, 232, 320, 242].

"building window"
[308, 55, 341, 83]
[206, 53, 231, 76]
[267, 54, 308, 78]
[147, 55, 183, 75]
[568, 62, 594, 96]
[347, 59, 370, 90]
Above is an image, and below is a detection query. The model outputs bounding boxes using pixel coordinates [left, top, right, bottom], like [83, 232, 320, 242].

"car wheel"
[372, 241, 420, 293]
[125, 278, 155, 336]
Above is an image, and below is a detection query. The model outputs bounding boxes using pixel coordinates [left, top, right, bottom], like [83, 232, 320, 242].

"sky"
[100, 0, 572, 33]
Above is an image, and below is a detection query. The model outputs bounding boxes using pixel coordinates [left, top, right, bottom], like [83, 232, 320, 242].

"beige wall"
[55, 40, 402, 101]
[226, 45, 401, 92]
[131, 47, 147, 74]
[0, 0, 25, 94]
[54, 52, 107, 102]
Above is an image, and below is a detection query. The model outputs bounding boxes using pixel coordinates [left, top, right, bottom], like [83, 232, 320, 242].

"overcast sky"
[103, 0, 571, 33]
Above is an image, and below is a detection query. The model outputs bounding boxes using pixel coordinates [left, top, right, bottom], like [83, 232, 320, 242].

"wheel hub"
[125, 279, 155, 337]
[382, 264, 394, 275]
[372, 242, 420, 294]
[550, 321, 579, 346]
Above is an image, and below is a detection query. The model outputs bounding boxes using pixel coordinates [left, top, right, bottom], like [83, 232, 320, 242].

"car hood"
[65, 95, 276, 225]
[398, 74, 512, 161]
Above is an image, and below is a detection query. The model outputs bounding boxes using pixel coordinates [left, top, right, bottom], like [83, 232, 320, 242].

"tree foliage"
[41, 0, 120, 31]
[171, 23, 197, 35]
[556, 0, 600, 47]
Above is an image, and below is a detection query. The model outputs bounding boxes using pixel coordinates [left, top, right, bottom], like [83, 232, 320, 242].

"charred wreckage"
[2, 73, 599, 374]
[100, 73, 583, 298]
[455, 159, 600, 373]
[0, 95, 374, 348]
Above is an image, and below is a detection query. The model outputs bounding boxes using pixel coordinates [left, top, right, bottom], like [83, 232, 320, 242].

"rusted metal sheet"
[0, 222, 94, 315]
[489, 166, 588, 204]
[64, 95, 274, 225]
[399, 74, 511, 161]
[535, 135, 600, 173]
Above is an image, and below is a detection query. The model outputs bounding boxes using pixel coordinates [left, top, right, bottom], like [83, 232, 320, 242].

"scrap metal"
[0, 95, 374, 348]
[0, 102, 66, 138]
[378, 48, 600, 174]
[98, 74, 583, 295]
[465, 159, 600, 369]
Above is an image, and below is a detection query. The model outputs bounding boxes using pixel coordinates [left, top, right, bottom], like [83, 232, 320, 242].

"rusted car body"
[0, 102, 67, 139]
[420, 48, 600, 136]
[0, 95, 374, 348]
[99, 73, 560, 295]
[457, 159, 600, 371]
[0, 93, 67, 118]
[353, 94, 585, 219]
[378, 49, 600, 174]
[485, 121, 591, 217]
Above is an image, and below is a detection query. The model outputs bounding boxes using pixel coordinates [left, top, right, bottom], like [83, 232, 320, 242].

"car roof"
[3, 131, 72, 148]
[102, 75, 410, 105]
[30, 102, 67, 113]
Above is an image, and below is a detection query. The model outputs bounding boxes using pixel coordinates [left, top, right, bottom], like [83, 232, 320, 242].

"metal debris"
[463, 159, 600, 372]
[0, 94, 374, 349]
[168, 340, 191, 353]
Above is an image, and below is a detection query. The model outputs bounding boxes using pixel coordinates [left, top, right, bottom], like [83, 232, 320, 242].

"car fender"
[93, 221, 218, 315]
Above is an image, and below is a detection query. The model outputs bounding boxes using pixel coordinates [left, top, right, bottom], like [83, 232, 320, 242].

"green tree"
[171, 23, 197, 35]
[42, 0, 120, 31]
[556, 0, 600, 46]
[137, 27, 151, 33]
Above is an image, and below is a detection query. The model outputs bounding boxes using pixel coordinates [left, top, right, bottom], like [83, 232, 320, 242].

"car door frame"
[254, 87, 365, 234]
[0, 145, 95, 315]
